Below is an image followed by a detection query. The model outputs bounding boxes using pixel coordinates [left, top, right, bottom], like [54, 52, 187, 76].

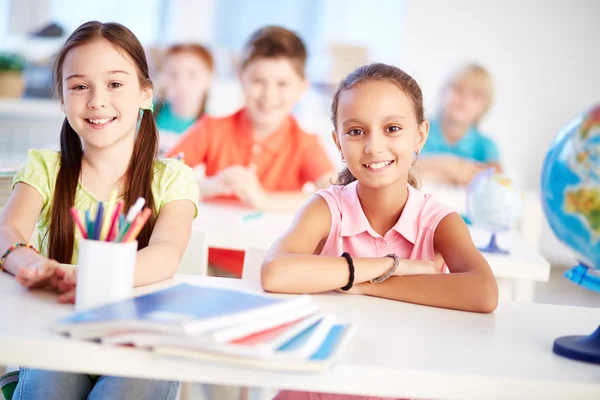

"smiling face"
[60, 39, 152, 150]
[239, 57, 307, 132]
[333, 80, 428, 189]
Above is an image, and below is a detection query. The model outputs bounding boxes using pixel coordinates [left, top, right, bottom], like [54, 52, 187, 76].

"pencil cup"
[75, 239, 137, 312]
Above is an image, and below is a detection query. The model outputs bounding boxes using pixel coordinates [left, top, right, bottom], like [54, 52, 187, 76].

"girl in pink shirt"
[261, 63, 498, 400]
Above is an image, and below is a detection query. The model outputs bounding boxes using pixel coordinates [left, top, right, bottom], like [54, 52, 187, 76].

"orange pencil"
[123, 208, 152, 243]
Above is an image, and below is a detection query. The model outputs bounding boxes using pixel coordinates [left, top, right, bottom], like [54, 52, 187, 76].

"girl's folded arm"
[261, 195, 394, 294]
[360, 212, 499, 313]
[133, 199, 196, 286]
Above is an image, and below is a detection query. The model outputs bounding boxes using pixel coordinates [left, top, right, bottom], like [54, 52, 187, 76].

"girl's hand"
[15, 257, 60, 289]
[56, 266, 77, 304]
[221, 165, 267, 209]
[448, 158, 486, 186]
[204, 174, 234, 197]
[394, 259, 441, 276]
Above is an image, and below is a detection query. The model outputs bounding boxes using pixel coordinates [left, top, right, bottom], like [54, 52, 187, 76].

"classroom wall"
[398, 0, 600, 266]
[400, 0, 600, 190]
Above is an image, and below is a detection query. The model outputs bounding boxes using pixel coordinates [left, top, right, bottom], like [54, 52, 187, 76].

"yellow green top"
[12, 149, 199, 263]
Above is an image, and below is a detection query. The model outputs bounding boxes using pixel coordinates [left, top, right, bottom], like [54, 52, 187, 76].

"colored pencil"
[106, 200, 124, 242]
[93, 202, 104, 240]
[70, 207, 88, 239]
[100, 190, 118, 240]
[85, 209, 92, 237]
[117, 197, 146, 242]
[123, 207, 152, 243]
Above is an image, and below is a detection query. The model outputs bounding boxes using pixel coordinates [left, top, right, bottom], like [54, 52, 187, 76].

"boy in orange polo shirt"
[168, 26, 337, 278]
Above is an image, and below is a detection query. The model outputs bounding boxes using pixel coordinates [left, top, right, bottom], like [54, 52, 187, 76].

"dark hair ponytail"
[124, 109, 158, 248]
[48, 119, 82, 262]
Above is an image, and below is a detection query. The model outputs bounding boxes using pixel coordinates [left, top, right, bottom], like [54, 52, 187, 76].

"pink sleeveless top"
[318, 181, 454, 271]
[274, 182, 456, 400]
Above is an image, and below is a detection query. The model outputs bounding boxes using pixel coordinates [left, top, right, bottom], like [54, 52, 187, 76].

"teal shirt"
[422, 118, 499, 163]
[155, 103, 198, 134]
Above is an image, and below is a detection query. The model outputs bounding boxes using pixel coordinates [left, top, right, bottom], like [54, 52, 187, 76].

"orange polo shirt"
[167, 108, 335, 276]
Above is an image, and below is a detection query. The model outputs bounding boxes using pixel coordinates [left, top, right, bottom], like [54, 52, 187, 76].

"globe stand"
[553, 325, 600, 364]
[553, 263, 600, 364]
[564, 262, 600, 292]
[478, 233, 509, 254]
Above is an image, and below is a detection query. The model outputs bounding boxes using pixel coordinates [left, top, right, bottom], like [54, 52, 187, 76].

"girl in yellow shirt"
[0, 21, 198, 400]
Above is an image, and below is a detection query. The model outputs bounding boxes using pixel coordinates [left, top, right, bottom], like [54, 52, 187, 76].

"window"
[50, 0, 165, 44]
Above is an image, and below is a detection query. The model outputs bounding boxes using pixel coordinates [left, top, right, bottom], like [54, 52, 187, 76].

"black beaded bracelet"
[340, 252, 355, 291]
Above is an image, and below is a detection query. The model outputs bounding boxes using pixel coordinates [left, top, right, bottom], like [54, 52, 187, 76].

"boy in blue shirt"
[418, 64, 501, 186]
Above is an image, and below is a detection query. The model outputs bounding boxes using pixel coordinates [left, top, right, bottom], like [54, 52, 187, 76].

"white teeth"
[365, 161, 392, 169]
[88, 118, 115, 125]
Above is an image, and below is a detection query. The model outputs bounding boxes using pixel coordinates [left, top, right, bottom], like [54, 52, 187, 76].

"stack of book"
[53, 283, 355, 373]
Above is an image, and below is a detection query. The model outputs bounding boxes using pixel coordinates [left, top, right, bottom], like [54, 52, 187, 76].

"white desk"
[0, 273, 598, 400]
[193, 202, 550, 302]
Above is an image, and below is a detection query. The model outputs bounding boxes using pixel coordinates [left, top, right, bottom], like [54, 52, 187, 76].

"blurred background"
[0, 0, 599, 269]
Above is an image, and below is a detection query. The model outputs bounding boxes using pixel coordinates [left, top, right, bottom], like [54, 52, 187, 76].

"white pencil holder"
[75, 239, 137, 312]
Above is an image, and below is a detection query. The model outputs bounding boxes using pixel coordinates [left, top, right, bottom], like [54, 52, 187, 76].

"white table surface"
[0, 273, 598, 400]
[193, 202, 550, 283]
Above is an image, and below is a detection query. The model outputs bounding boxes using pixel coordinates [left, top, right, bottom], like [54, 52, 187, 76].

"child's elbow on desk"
[260, 258, 287, 293]
[260, 256, 310, 294]
[471, 275, 499, 313]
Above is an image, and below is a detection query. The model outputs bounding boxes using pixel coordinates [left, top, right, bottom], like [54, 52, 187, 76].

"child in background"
[0, 21, 199, 399]
[263, 63, 498, 400]
[154, 43, 214, 153]
[168, 26, 337, 278]
[417, 63, 501, 186]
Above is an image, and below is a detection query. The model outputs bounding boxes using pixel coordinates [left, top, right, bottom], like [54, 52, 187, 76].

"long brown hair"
[50, 21, 158, 263]
[331, 63, 424, 189]
[154, 43, 214, 120]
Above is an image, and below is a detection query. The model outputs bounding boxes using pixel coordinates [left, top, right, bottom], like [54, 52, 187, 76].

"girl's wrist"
[1, 246, 44, 275]
[370, 254, 399, 283]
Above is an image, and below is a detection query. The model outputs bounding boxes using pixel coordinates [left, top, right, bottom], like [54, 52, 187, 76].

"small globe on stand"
[466, 168, 523, 254]
[541, 103, 600, 364]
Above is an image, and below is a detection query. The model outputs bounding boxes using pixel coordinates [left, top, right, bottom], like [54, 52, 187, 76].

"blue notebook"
[53, 283, 312, 338]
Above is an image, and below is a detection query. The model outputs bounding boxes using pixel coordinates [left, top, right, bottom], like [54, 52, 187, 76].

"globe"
[466, 168, 523, 254]
[541, 103, 600, 365]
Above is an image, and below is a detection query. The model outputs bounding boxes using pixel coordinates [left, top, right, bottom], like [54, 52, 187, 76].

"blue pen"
[93, 202, 104, 240]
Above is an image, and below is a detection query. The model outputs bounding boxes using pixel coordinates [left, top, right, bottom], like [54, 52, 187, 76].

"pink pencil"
[70, 207, 88, 239]
[106, 200, 124, 242]
[123, 208, 152, 243]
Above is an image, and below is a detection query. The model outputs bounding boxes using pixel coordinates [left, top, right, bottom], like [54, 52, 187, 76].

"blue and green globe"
[543, 104, 600, 365]
[541, 104, 600, 292]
